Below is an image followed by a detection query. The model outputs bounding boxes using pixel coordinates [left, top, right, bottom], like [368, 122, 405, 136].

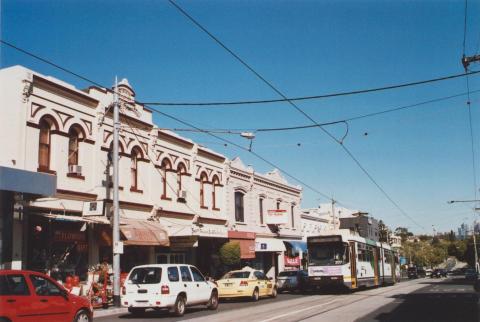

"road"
[96, 277, 479, 322]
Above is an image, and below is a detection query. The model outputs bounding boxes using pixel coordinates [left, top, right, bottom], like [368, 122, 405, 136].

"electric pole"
[462, 54, 480, 71]
[112, 77, 121, 307]
[331, 199, 336, 230]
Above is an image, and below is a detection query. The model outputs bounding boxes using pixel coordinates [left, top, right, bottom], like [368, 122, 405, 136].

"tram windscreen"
[308, 242, 349, 266]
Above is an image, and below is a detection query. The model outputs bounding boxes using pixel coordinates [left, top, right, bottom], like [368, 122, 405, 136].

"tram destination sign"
[307, 236, 342, 243]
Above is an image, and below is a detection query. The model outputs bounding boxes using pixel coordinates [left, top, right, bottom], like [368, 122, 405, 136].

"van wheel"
[207, 290, 219, 310]
[271, 287, 277, 298]
[73, 309, 91, 322]
[251, 288, 259, 302]
[173, 295, 186, 316]
[128, 308, 145, 316]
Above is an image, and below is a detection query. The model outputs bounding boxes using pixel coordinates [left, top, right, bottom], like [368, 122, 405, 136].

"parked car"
[465, 268, 478, 281]
[407, 267, 421, 279]
[0, 269, 93, 322]
[425, 268, 432, 277]
[121, 264, 218, 317]
[217, 267, 277, 301]
[417, 268, 427, 278]
[276, 270, 308, 293]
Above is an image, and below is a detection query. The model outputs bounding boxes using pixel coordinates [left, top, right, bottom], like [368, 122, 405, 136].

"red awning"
[230, 239, 256, 259]
[120, 219, 170, 246]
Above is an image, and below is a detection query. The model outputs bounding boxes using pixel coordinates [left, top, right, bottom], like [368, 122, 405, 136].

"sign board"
[265, 209, 288, 225]
[53, 230, 86, 243]
[82, 201, 104, 216]
[284, 255, 301, 267]
[113, 241, 124, 254]
[170, 236, 198, 249]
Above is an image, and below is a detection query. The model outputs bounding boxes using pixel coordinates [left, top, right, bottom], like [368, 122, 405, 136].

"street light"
[448, 199, 480, 273]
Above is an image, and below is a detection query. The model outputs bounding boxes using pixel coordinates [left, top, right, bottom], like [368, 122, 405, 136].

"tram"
[307, 230, 400, 290]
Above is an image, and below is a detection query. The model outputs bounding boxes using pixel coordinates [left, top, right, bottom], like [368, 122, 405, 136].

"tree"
[395, 227, 413, 243]
[219, 241, 241, 267]
[448, 230, 456, 242]
[378, 220, 389, 243]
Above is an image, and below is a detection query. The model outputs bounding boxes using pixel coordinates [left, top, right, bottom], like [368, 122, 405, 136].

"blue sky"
[2, 0, 480, 234]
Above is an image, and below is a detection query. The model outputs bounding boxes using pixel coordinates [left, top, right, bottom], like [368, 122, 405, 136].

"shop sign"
[82, 201, 104, 216]
[192, 225, 227, 238]
[284, 255, 301, 267]
[228, 231, 255, 240]
[170, 236, 198, 249]
[266, 209, 288, 225]
[53, 230, 86, 243]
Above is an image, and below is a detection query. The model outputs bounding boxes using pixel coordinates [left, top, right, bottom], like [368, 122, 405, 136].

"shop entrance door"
[156, 253, 185, 264]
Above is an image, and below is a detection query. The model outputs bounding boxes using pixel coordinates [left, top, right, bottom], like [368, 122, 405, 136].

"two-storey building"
[0, 65, 228, 279]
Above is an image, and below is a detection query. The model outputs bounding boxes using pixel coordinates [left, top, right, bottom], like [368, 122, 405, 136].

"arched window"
[161, 158, 172, 199]
[212, 175, 220, 210]
[67, 126, 81, 166]
[200, 172, 208, 208]
[259, 197, 264, 225]
[291, 204, 295, 228]
[276, 200, 281, 210]
[38, 118, 52, 171]
[130, 148, 141, 190]
[177, 163, 187, 199]
[235, 191, 244, 222]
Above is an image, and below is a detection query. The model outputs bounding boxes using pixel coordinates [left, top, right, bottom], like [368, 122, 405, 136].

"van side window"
[168, 267, 179, 282]
[190, 266, 205, 282]
[180, 266, 192, 282]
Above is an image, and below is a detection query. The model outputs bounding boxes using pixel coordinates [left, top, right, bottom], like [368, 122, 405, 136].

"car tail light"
[161, 285, 170, 294]
[240, 280, 248, 286]
[121, 286, 126, 295]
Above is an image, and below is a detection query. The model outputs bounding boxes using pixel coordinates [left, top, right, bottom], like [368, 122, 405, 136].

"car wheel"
[271, 287, 277, 298]
[251, 288, 259, 302]
[173, 295, 186, 316]
[128, 308, 145, 315]
[73, 309, 91, 322]
[207, 290, 219, 310]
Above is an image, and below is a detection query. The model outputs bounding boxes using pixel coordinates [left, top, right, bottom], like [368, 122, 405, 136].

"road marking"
[258, 299, 339, 322]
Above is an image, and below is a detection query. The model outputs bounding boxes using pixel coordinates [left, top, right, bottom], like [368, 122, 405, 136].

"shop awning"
[0, 166, 56, 196]
[283, 240, 307, 254]
[255, 237, 286, 252]
[120, 219, 170, 246]
[33, 213, 111, 224]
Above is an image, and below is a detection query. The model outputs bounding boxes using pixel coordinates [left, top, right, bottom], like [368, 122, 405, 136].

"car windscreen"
[279, 271, 297, 277]
[222, 271, 250, 279]
[129, 267, 162, 284]
[308, 242, 349, 266]
[408, 267, 417, 272]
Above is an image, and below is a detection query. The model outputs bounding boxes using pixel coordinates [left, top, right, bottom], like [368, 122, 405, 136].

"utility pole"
[331, 199, 336, 230]
[112, 77, 121, 307]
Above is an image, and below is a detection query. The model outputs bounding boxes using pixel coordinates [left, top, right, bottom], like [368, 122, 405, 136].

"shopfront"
[253, 237, 286, 278]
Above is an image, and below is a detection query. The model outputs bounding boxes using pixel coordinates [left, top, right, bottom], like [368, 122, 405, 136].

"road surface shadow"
[115, 307, 209, 319]
[355, 282, 479, 322]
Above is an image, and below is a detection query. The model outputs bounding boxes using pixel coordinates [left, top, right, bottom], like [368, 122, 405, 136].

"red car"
[0, 270, 93, 322]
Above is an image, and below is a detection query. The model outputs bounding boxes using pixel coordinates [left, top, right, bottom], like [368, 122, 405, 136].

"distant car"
[276, 270, 308, 293]
[417, 268, 427, 278]
[440, 269, 448, 277]
[217, 268, 277, 301]
[121, 264, 218, 317]
[425, 269, 432, 277]
[431, 269, 443, 278]
[408, 267, 419, 279]
[465, 268, 478, 281]
[0, 269, 93, 322]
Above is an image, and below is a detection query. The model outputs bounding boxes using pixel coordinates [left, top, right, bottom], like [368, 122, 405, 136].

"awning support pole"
[112, 77, 121, 307]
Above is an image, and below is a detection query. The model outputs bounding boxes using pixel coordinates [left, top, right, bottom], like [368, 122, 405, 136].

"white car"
[122, 264, 219, 316]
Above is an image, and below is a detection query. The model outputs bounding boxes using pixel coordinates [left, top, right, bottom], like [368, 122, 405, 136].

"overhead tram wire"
[0, 39, 338, 205]
[167, 89, 480, 134]
[168, 0, 425, 230]
[142, 70, 480, 107]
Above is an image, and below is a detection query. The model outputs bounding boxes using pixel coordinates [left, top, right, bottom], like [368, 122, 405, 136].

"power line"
[142, 70, 480, 107]
[169, 0, 424, 229]
[167, 89, 480, 134]
[0, 38, 339, 205]
[463, 0, 469, 56]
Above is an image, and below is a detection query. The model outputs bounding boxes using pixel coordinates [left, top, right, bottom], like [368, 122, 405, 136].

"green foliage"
[219, 241, 241, 267]
[395, 227, 414, 243]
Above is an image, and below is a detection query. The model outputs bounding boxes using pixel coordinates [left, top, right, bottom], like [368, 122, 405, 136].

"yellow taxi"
[217, 267, 277, 301]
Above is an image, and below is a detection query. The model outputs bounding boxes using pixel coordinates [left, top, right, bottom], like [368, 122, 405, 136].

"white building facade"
[225, 158, 303, 278]
[0, 65, 229, 278]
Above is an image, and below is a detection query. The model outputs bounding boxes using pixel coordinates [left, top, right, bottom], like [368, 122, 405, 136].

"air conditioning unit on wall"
[68, 165, 82, 175]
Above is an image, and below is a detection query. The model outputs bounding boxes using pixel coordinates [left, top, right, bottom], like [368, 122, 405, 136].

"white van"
[121, 264, 219, 316]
